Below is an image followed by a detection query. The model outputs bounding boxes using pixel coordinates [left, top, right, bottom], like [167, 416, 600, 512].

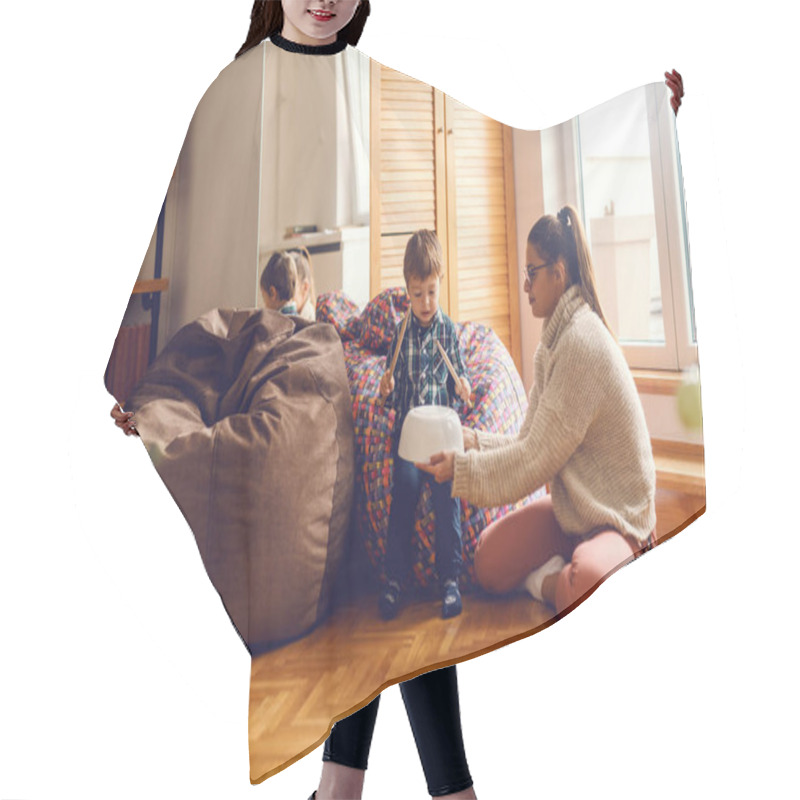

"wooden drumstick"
[380, 311, 410, 404]
[435, 340, 472, 409]
[388, 311, 411, 376]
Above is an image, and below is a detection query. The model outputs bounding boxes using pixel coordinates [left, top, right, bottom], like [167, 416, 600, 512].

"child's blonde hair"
[288, 247, 316, 314]
[260, 251, 297, 303]
[403, 230, 444, 284]
[288, 247, 311, 284]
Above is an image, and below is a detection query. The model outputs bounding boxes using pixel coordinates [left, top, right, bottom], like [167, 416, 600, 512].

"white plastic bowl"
[397, 405, 464, 463]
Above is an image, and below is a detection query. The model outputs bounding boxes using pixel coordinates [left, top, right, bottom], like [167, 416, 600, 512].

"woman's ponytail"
[556, 206, 611, 332]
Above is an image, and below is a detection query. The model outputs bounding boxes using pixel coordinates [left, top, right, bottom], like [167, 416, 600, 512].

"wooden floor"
[248, 488, 705, 783]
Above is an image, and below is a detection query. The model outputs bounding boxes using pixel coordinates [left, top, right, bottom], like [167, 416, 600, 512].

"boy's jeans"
[384, 455, 463, 585]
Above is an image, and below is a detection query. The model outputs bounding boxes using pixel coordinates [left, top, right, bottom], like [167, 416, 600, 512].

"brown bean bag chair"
[125, 308, 355, 653]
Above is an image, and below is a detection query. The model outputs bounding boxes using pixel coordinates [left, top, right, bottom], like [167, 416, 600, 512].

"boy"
[260, 250, 298, 314]
[378, 230, 471, 620]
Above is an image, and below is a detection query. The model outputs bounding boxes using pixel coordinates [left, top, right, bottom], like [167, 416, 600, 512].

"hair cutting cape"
[105, 36, 704, 783]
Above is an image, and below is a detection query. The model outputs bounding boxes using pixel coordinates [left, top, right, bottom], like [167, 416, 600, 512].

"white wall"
[514, 117, 583, 389]
[510, 127, 544, 389]
[259, 42, 339, 254]
[127, 40, 371, 346]
[259, 43, 371, 301]
[161, 45, 264, 341]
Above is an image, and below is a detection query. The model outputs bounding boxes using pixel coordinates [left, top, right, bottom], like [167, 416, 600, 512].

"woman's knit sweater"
[452, 285, 656, 543]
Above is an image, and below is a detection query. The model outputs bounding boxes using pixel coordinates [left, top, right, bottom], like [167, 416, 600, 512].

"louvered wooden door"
[443, 96, 520, 362]
[370, 62, 449, 307]
[370, 63, 520, 368]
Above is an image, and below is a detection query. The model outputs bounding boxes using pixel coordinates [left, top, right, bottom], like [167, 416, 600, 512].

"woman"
[418, 206, 657, 615]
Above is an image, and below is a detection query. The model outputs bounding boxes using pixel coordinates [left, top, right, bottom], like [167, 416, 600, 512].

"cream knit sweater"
[453, 285, 656, 543]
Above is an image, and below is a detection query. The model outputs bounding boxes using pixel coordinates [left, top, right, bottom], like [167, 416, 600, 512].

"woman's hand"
[111, 402, 138, 436]
[379, 371, 395, 398]
[462, 426, 478, 452]
[665, 69, 684, 115]
[416, 451, 455, 483]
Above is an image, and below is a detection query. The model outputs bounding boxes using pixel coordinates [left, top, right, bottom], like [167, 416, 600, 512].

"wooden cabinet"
[370, 63, 521, 369]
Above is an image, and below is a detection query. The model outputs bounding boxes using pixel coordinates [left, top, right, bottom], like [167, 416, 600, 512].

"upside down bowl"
[397, 405, 464, 464]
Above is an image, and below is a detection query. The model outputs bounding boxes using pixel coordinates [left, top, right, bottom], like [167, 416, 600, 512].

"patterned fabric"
[316, 291, 362, 341]
[386, 308, 468, 433]
[322, 288, 545, 588]
[359, 286, 409, 352]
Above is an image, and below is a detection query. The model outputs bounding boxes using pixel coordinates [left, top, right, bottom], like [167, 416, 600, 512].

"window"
[573, 84, 696, 370]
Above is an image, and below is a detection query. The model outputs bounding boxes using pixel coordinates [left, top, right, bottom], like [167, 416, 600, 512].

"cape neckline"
[270, 32, 348, 55]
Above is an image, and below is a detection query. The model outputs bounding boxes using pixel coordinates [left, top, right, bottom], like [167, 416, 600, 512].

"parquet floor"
[248, 488, 705, 783]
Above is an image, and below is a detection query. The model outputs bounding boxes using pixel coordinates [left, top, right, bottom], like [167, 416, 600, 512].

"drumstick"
[435, 340, 472, 409]
[387, 311, 410, 376]
[380, 311, 410, 404]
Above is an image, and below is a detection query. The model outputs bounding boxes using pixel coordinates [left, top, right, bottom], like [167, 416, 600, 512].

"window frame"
[573, 83, 697, 371]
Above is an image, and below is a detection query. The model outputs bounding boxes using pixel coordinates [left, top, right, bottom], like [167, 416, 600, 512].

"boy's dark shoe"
[379, 580, 402, 620]
[441, 579, 462, 619]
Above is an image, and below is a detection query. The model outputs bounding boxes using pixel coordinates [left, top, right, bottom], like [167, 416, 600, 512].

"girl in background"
[260, 250, 299, 314]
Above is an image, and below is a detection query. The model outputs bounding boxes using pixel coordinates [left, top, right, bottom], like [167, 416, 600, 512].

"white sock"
[523, 555, 566, 602]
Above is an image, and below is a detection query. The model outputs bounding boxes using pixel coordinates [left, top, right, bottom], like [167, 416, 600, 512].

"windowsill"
[631, 368, 683, 396]
[652, 438, 705, 497]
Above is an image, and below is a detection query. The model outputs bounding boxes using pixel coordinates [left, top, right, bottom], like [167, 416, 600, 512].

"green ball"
[677, 375, 703, 430]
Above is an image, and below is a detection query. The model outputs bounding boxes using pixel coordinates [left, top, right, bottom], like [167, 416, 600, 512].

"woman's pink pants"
[474, 496, 648, 614]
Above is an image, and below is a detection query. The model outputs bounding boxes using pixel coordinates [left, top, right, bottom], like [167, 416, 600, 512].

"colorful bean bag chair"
[123, 308, 355, 652]
[317, 287, 546, 588]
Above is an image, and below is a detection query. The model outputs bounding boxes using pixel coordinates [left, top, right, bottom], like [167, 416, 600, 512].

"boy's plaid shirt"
[385, 308, 467, 433]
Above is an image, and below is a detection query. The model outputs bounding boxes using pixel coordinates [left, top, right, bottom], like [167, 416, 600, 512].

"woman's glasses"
[523, 262, 555, 283]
